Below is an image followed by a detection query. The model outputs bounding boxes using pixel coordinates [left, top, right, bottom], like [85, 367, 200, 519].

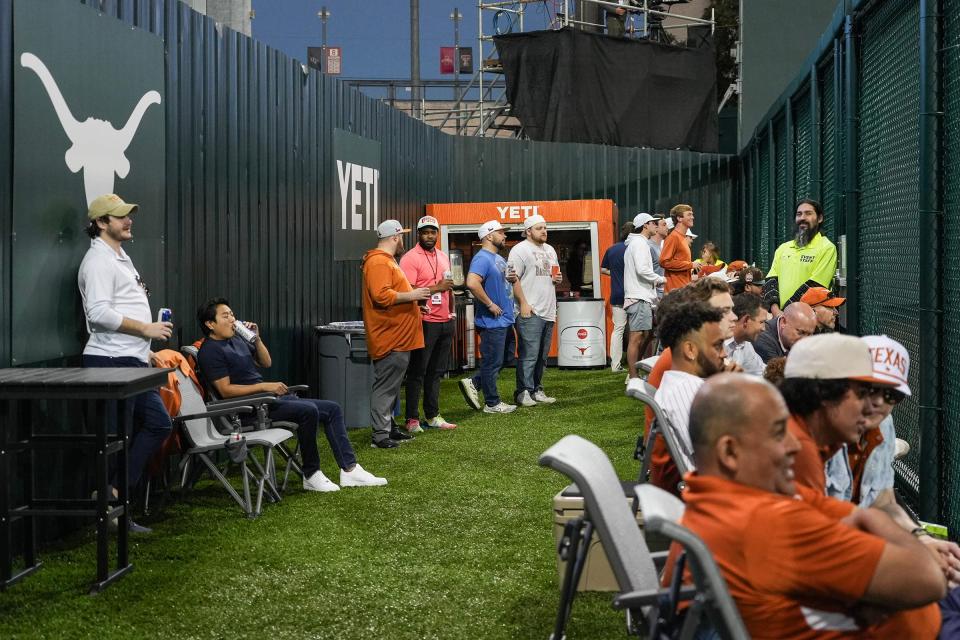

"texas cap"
[88, 194, 138, 220]
[416, 215, 440, 230]
[862, 335, 911, 396]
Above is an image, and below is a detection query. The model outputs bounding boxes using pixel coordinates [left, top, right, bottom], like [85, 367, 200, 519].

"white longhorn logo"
[20, 52, 162, 206]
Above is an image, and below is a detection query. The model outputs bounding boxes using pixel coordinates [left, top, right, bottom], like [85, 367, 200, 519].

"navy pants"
[82, 355, 172, 489]
[268, 396, 356, 476]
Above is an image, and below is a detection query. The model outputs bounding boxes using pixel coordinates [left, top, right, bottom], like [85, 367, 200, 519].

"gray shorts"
[625, 300, 653, 331]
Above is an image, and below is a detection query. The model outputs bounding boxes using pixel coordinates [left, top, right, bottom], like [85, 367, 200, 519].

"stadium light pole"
[317, 6, 330, 72]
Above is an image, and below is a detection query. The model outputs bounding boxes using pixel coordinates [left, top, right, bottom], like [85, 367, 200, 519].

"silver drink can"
[234, 320, 257, 343]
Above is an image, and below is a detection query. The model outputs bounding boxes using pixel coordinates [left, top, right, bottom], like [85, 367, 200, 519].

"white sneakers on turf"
[340, 464, 388, 488]
[533, 390, 556, 404]
[483, 401, 517, 414]
[516, 390, 537, 407]
[459, 378, 482, 410]
[303, 470, 340, 492]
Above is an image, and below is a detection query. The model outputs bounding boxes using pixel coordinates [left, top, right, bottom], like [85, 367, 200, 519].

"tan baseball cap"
[88, 194, 138, 220]
[784, 333, 896, 386]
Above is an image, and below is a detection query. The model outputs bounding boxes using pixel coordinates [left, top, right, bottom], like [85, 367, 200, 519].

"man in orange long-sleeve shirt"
[362, 219, 430, 449]
[658, 204, 702, 292]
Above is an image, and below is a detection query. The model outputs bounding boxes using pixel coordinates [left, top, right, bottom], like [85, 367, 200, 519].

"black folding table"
[0, 367, 169, 593]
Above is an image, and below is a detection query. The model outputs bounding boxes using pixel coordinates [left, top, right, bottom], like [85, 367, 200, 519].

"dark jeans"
[268, 396, 356, 476]
[940, 586, 960, 638]
[472, 326, 508, 407]
[503, 325, 517, 367]
[405, 320, 454, 420]
[515, 314, 554, 399]
[82, 355, 172, 489]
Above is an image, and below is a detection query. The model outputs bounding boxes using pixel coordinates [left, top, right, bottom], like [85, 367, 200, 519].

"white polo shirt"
[78, 237, 152, 362]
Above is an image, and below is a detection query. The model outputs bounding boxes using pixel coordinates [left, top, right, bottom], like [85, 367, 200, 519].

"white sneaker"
[533, 390, 556, 404]
[303, 470, 340, 492]
[483, 401, 517, 414]
[340, 463, 388, 488]
[459, 378, 482, 410]
[516, 390, 537, 407]
[625, 377, 647, 400]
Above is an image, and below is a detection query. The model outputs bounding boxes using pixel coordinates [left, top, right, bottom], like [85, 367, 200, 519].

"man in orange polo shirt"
[658, 203, 701, 292]
[362, 220, 430, 449]
[680, 373, 952, 639]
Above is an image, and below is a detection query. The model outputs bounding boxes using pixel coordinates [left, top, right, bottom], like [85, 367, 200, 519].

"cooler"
[553, 483, 645, 592]
[557, 298, 606, 368]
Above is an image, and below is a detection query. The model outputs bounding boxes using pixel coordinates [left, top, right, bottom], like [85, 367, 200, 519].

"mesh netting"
[857, 0, 922, 492]
[819, 56, 839, 241]
[757, 137, 772, 268]
[794, 88, 813, 202]
[774, 116, 790, 245]
[940, 0, 960, 532]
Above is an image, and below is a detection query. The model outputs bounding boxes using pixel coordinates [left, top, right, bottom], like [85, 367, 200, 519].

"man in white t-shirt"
[624, 213, 666, 396]
[78, 194, 174, 534]
[508, 214, 562, 407]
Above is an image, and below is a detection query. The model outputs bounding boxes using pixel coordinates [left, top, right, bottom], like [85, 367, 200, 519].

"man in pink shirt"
[399, 215, 458, 432]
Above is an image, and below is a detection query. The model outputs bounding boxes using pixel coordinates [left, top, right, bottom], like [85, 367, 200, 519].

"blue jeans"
[82, 355, 172, 489]
[515, 314, 554, 399]
[472, 326, 508, 407]
[268, 396, 356, 475]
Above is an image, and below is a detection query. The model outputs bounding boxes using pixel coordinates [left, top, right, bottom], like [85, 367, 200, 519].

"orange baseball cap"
[800, 286, 845, 308]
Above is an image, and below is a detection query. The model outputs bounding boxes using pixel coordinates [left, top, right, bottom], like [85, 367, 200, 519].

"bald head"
[781, 302, 817, 350]
[688, 373, 798, 494]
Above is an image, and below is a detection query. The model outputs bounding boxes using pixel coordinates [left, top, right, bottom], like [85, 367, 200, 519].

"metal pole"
[917, 0, 942, 522]
[411, 0, 421, 118]
[452, 8, 462, 133]
[478, 0, 484, 135]
[317, 6, 330, 73]
[842, 15, 859, 334]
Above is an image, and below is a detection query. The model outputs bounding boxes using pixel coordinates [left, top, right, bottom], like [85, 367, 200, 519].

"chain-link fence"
[740, 0, 957, 529]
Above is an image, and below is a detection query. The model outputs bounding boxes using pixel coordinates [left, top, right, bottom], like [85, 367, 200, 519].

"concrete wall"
[184, 0, 252, 37]
[739, 0, 837, 150]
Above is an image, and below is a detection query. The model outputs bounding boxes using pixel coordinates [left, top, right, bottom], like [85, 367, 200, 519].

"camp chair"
[539, 435, 705, 640]
[638, 355, 660, 378]
[633, 485, 749, 640]
[181, 345, 304, 491]
[627, 381, 693, 492]
[175, 368, 295, 517]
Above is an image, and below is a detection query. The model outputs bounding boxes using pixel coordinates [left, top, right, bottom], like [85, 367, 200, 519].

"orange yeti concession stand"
[425, 199, 617, 367]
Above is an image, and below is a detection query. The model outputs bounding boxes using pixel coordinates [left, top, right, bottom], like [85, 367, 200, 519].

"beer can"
[234, 320, 257, 343]
[157, 308, 172, 323]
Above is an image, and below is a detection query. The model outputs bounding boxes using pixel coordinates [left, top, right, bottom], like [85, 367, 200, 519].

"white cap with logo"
[376, 219, 411, 239]
[478, 220, 505, 239]
[523, 214, 546, 232]
[417, 215, 439, 230]
[784, 333, 898, 387]
[862, 335, 911, 396]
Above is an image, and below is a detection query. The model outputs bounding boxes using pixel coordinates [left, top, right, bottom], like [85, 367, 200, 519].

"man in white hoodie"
[624, 213, 667, 393]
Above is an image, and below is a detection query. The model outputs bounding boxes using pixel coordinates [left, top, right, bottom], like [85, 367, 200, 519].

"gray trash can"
[315, 322, 374, 429]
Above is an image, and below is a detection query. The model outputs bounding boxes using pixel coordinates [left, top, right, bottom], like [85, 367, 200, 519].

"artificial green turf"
[0, 367, 644, 639]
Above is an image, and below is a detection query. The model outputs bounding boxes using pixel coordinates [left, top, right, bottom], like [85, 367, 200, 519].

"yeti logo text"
[497, 205, 540, 220]
[20, 53, 162, 206]
[337, 160, 379, 231]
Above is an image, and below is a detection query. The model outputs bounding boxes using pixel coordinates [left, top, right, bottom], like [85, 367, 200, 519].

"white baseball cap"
[686, 228, 697, 239]
[862, 335, 911, 396]
[633, 213, 655, 228]
[478, 220, 505, 239]
[523, 214, 547, 231]
[784, 333, 898, 386]
[377, 219, 410, 239]
[416, 215, 439, 230]
[665, 218, 675, 230]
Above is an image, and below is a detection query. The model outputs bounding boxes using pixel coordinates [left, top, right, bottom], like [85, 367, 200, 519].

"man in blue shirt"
[459, 220, 518, 414]
[196, 298, 386, 492]
[600, 221, 633, 372]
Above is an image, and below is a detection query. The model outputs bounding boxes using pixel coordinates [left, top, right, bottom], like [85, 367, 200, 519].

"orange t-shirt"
[677, 474, 941, 640]
[643, 349, 683, 496]
[658, 228, 694, 292]
[361, 249, 425, 361]
[848, 427, 885, 505]
[789, 414, 842, 495]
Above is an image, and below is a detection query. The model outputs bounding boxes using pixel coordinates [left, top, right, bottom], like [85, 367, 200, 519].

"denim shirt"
[824, 415, 896, 507]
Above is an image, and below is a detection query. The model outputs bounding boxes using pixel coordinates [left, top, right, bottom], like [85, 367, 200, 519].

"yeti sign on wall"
[333, 129, 382, 261]
[12, 0, 165, 364]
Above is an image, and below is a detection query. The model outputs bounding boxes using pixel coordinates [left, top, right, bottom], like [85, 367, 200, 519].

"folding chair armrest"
[175, 405, 254, 423]
[613, 585, 697, 610]
[207, 393, 277, 407]
[205, 397, 269, 412]
[286, 385, 309, 393]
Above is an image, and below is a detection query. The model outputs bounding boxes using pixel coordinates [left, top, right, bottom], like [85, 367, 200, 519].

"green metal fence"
[739, 0, 959, 528]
